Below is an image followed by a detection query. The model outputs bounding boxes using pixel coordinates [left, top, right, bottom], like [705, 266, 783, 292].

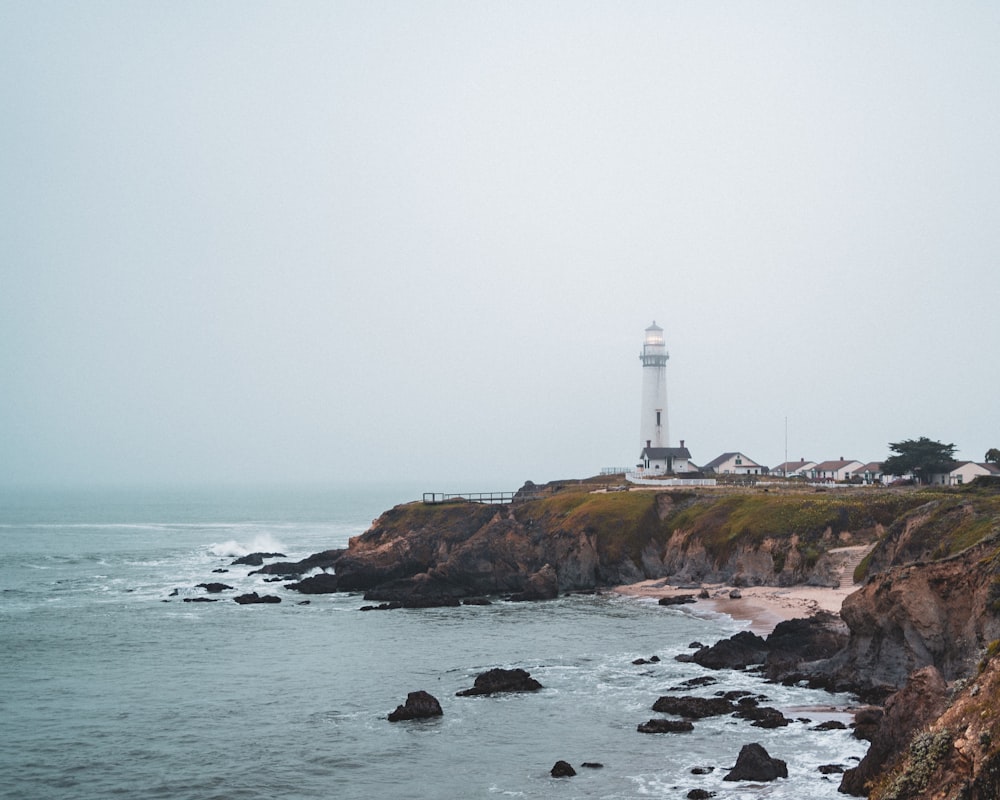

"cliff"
[330, 484, 925, 602]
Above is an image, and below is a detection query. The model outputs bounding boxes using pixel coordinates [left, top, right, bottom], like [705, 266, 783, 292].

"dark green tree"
[882, 437, 957, 484]
[986, 448, 1000, 464]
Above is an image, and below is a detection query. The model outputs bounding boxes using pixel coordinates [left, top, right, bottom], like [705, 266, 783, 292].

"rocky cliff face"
[329, 485, 923, 602]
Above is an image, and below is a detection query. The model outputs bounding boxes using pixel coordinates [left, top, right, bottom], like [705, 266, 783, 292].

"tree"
[882, 437, 957, 484]
[986, 448, 1000, 464]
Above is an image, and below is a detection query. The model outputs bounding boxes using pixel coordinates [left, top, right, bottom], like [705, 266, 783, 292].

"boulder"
[687, 791, 715, 800]
[231, 552, 285, 566]
[196, 582, 233, 593]
[689, 631, 768, 670]
[183, 597, 219, 603]
[812, 720, 848, 731]
[637, 718, 694, 733]
[387, 690, 443, 722]
[251, 549, 344, 576]
[659, 594, 696, 606]
[651, 696, 735, 718]
[456, 668, 543, 696]
[233, 592, 281, 604]
[733, 705, 790, 728]
[550, 760, 576, 778]
[723, 743, 788, 782]
[284, 573, 339, 594]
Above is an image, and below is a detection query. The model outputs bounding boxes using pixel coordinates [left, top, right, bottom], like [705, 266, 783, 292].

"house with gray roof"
[637, 441, 697, 475]
[702, 452, 766, 476]
[772, 459, 816, 478]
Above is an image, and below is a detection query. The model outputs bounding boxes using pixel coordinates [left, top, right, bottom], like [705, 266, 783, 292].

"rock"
[651, 696, 735, 718]
[196, 582, 233, 593]
[658, 594, 696, 606]
[851, 706, 884, 741]
[819, 764, 845, 774]
[550, 760, 576, 778]
[733, 706, 790, 728]
[723, 743, 788, 782]
[580, 762, 603, 769]
[456, 668, 543, 697]
[729, 588, 742, 599]
[698, 588, 710, 599]
[812, 720, 848, 731]
[690, 766, 714, 775]
[211, 568, 229, 573]
[637, 718, 694, 733]
[840, 665, 949, 796]
[360, 602, 403, 611]
[387, 690, 443, 722]
[509, 564, 559, 602]
[687, 791, 715, 800]
[231, 552, 285, 566]
[251, 549, 344, 577]
[690, 631, 768, 670]
[233, 592, 281, 604]
[183, 597, 218, 603]
[461, 597, 492, 605]
[284, 573, 339, 594]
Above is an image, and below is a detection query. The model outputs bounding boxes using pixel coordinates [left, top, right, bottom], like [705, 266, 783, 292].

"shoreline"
[613, 579, 856, 635]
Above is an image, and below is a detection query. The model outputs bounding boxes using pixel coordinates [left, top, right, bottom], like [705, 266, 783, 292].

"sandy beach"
[614, 579, 856, 635]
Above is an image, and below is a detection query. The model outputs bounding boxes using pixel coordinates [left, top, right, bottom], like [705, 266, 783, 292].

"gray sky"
[2, 2, 998, 488]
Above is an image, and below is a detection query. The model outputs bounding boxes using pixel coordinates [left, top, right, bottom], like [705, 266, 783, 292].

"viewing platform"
[422, 491, 541, 505]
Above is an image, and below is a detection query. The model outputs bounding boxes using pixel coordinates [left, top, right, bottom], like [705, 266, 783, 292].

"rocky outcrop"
[456, 668, 542, 697]
[321, 488, 920, 603]
[250, 549, 344, 576]
[723, 743, 788, 782]
[387, 690, 443, 722]
[819, 539, 1000, 696]
[840, 666, 950, 796]
[285, 573, 339, 594]
[231, 552, 285, 566]
[233, 592, 281, 604]
[550, 760, 576, 778]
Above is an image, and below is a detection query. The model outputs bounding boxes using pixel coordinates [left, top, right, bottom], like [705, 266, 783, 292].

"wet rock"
[651, 696, 735, 718]
[733, 706, 790, 728]
[819, 764, 845, 774]
[729, 588, 742, 599]
[387, 690, 443, 722]
[690, 766, 714, 775]
[723, 743, 788, 782]
[637, 718, 694, 733]
[285, 573, 339, 594]
[580, 762, 603, 769]
[251, 549, 344, 577]
[233, 592, 281, 604]
[461, 597, 492, 605]
[813, 719, 848, 731]
[211, 568, 229, 573]
[550, 760, 576, 778]
[183, 597, 219, 603]
[456, 668, 543, 697]
[850, 706, 883, 741]
[687, 790, 715, 800]
[360, 601, 403, 611]
[231, 552, 285, 566]
[689, 631, 768, 670]
[659, 594, 696, 606]
[196, 582, 233, 593]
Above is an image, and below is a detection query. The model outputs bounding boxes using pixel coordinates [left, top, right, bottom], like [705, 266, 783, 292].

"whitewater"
[0, 484, 868, 799]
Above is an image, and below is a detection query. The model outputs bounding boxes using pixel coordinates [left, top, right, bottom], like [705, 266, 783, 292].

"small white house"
[856, 461, 886, 484]
[772, 459, 817, 478]
[703, 452, 766, 476]
[637, 443, 697, 475]
[810, 459, 864, 482]
[935, 462, 1000, 486]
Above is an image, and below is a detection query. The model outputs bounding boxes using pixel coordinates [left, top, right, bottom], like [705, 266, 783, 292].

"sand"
[613, 579, 856, 635]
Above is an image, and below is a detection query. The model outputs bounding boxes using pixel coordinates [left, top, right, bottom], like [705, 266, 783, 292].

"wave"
[207, 531, 288, 558]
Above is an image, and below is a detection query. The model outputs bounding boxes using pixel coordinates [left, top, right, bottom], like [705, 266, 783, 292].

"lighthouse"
[639, 321, 669, 451]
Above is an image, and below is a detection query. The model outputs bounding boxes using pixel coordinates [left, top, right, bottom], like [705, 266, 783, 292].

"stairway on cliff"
[829, 544, 876, 590]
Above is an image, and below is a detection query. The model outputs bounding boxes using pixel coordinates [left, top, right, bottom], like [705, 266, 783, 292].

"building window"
[656, 411, 661, 426]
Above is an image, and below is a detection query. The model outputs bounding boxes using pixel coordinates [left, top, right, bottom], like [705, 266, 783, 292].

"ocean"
[0, 484, 867, 799]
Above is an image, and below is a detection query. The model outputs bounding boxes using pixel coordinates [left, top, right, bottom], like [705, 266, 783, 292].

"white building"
[703, 452, 766, 476]
[772, 459, 817, 478]
[810, 459, 864, 482]
[638, 321, 669, 451]
[932, 462, 1000, 486]
[638, 441, 697, 475]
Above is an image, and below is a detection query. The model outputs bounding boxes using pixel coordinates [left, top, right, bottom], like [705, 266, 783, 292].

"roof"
[703, 452, 762, 470]
[773, 460, 816, 472]
[858, 462, 884, 472]
[640, 446, 692, 460]
[813, 459, 863, 471]
[645, 321, 663, 331]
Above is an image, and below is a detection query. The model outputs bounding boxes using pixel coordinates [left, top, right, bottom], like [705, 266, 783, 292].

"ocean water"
[0, 485, 868, 800]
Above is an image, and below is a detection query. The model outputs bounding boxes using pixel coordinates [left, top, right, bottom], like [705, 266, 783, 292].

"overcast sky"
[2, 2, 998, 489]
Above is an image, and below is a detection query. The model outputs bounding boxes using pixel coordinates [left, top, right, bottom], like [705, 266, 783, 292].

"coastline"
[613, 579, 855, 635]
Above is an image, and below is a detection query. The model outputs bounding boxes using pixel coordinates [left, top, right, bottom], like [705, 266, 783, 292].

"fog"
[2, 2, 998, 489]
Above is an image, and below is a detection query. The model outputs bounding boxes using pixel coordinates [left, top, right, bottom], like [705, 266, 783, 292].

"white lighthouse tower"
[639, 321, 669, 451]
